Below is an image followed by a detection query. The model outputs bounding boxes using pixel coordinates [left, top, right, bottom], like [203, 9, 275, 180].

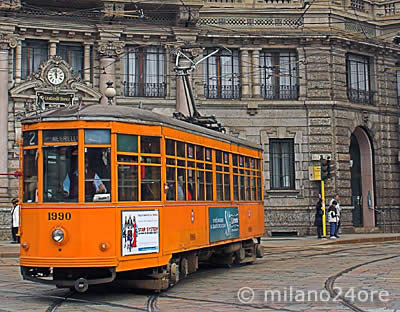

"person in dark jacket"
[314, 195, 324, 239]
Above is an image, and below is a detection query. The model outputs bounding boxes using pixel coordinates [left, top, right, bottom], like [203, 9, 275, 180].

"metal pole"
[321, 180, 327, 237]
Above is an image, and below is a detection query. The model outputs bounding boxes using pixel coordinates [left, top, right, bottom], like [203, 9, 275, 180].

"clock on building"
[47, 67, 65, 85]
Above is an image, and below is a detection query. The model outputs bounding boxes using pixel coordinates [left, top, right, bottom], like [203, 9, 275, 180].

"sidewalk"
[1, 233, 400, 258]
[261, 233, 400, 249]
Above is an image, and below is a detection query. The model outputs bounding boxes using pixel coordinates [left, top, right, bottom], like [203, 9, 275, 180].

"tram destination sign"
[36, 92, 74, 109]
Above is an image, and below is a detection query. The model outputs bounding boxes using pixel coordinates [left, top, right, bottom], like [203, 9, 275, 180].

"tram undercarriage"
[21, 239, 264, 293]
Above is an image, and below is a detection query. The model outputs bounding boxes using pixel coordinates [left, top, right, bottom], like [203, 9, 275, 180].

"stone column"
[15, 40, 21, 84]
[252, 49, 261, 98]
[84, 44, 91, 84]
[49, 41, 57, 56]
[97, 41, 125, 105]
[0, 47, 9, 192]
[240, 49, 250, 98]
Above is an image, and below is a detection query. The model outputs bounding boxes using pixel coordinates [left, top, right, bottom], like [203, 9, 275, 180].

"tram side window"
[239, 155, 245, 200]
[43, 146, 78, 202]
[166, 166, 176, 200]
[196, 145, 205, 201]
[85, 148, 111, 202]
[23, 149, 38, 203]
[117, 134, 138, 201]
[140, 136, 161, 201]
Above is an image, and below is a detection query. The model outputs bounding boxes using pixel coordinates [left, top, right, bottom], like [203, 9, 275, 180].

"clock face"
[47, 67, 65, 85]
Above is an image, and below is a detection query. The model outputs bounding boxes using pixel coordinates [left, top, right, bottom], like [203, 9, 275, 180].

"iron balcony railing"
[123, 81, 166, 98]
[261, 84, 299, 100]
[347, 88, 375, 105]
[204, 84, 241, 99]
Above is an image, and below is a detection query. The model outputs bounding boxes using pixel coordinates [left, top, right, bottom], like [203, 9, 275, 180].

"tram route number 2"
[48, 212, 72, 221]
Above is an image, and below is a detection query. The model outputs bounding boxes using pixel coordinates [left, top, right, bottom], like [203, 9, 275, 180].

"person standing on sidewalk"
[10, 198, 20, 244]
[330, 194, 341, 238]
[328, 200, 338, 239]
[314, 194, 324, 239]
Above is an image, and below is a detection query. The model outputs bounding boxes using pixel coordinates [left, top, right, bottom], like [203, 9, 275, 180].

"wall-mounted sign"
[309, 166, 321, 181]
[36, 92, 74, 109]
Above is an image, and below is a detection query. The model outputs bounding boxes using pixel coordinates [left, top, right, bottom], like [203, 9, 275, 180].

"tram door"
[350, 134, 363, 227]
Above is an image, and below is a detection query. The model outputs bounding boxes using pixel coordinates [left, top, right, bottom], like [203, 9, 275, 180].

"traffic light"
[327, 158, 331, 178]
[328, 158, 335, 178]
[320, 158, 329, 180]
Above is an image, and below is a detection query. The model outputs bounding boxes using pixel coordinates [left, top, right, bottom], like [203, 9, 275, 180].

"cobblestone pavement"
[0, 241, 399, 311]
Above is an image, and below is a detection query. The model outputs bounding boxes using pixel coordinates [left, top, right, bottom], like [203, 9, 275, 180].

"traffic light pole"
[321, 180, 327, 237]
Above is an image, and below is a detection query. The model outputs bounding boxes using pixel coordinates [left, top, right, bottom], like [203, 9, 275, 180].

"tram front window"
[85, 148, 111, 202]
[43, 146, 78, 202]
[23, 149, 38, 203]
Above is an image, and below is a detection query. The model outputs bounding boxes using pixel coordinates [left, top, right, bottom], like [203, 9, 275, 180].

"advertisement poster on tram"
[121, 210, 159, 256]
[209, 207, 240, 243]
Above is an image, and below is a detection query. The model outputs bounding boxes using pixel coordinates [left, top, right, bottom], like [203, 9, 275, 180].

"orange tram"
[19, 105, 264, 292]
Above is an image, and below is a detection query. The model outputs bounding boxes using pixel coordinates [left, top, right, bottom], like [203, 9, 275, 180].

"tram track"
[45, 290, 74, 312]
[1, 242, 398, 311]
[0, 288, 148, 312]
[325, 253, 400, 312]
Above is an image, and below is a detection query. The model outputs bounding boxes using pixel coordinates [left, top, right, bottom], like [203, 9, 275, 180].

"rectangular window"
[85, 148, 111, 202]
[85, 129, 110, 145]
[57, 43, 84, 77]
[270, 139, 295, 190]
[140, 136, 161, 201]
[23, 149, 38, 203]
[43, 146, 78, 202]
[22, 40, 48, 80]
[123, 46, 166, 97]
[203, 48, 240, 99]
[346, 53, 373, 104]
[118, 165, 138, 201]
[260, 51, 298, 100]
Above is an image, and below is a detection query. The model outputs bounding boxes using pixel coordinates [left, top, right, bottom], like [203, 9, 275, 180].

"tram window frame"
[84, 129, 112, 203]
[117, 134, 161, 202]
[84, 147, 111, 202]
[165, 140, 215, 202]
[22, 147, 38, 203]
[215, 150, 231, 201]
[43, 145, 79, 203]
[41, 129, 80, 203]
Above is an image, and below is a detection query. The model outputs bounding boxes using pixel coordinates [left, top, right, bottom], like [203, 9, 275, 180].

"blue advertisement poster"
[209, 207, 240, 243]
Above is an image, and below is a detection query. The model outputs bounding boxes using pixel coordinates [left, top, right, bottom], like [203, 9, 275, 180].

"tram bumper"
[21, 266, 116, 290]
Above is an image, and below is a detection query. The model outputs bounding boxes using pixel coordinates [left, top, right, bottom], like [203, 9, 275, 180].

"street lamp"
[104, 81, 116, 105]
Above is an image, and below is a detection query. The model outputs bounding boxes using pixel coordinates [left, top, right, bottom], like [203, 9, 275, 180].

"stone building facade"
[0, 0, 399, 238]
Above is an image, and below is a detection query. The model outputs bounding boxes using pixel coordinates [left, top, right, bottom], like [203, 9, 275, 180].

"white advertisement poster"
[121, 210, 159, 256]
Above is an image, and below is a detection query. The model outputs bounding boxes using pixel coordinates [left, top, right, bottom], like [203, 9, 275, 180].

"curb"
[0, 252, 19, 258]
[320, 235, 400, 245]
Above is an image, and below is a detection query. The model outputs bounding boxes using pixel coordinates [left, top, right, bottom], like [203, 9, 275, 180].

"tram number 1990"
[48, 212, 71, 221]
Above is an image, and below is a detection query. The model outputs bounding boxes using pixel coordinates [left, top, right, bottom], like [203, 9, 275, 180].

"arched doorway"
[349, 127, 375, 228]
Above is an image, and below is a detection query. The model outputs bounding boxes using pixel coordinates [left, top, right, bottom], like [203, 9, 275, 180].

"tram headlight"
[52, 229, 65, 243]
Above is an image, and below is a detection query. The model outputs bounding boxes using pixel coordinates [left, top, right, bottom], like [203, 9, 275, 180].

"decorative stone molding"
[197, 17, 303, 28]
[0, 33, 18, 50]
[9, 55, 102, 117]
[0, 0, 21, 10]
[104, 1, 125, 18]
[344, 22, 376, 38]
[98, 41, 125, 57]
[177, 6, 200, 26]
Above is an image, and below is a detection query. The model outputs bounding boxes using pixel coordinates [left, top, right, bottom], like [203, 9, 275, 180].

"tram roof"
[22, 105, 262, 151]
